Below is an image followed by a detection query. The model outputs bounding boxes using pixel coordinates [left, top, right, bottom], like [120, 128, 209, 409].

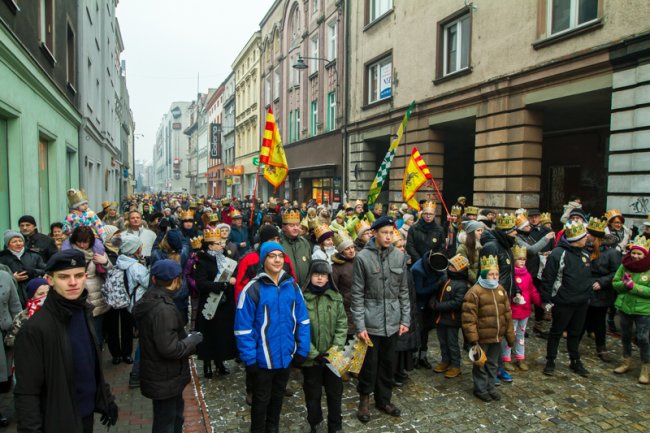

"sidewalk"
[0, 350, 211, 433]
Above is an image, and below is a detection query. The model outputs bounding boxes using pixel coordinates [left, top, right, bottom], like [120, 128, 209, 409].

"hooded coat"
[331, 252, 355, 334]
[588, 235, 622, 308]
[431, 269, 470, 328]
[480, 229, 518, 297]
[405, 219, 445, 263]
[540, 238, 592, 306]
[461, 282, 515, 346]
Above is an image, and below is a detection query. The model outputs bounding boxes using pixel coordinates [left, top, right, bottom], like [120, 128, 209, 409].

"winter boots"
[639, 364, 649, 385]
[357, 394, 370, 423]
[433, 362, 449, 373]
[614, 357, 631, 374]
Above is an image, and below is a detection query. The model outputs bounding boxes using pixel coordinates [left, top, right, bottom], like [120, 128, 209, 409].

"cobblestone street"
[200, 324, 650, 433]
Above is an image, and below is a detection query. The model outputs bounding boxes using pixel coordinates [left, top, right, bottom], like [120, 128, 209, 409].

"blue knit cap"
[259, 241, 285, 264]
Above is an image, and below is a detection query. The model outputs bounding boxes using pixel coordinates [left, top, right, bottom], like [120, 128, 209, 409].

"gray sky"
[116, 0, 272, 162]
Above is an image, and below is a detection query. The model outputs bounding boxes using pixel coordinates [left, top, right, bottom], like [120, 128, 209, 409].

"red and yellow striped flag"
[402, 147, 432, 211]
[260, 107, 288, 191]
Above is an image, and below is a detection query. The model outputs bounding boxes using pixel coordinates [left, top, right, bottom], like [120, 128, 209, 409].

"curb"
[183, 357, 212, 433]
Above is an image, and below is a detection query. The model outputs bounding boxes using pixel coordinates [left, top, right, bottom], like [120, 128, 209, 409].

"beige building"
[233, 31, 261, 199]
[347, 0, 650, 226]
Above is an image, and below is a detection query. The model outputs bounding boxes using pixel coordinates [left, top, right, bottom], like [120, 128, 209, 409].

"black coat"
[0, 249, 46, 305]
[541, 239, 592, 306]
[193, 251, 238, 362]
[395, 270, 420, 352]
[588, 236, 621, 308]
[430, 271, 470, 328]
[24, 231, 58, 263]
[480, 230, 518, 297]
[133, 285, 193, 400]
[519, 225, 551, 279]
[13, 290, 114, 433]
[406, 219, 445, 263]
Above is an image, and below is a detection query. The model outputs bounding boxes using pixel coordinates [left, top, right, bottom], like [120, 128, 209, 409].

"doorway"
[0, 120, 9, 230]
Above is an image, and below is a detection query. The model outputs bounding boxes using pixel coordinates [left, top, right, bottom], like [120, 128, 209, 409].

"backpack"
[101, 267, 134, 309]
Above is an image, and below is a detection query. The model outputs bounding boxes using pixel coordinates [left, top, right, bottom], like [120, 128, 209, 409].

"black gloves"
[100, 401, 119, 427]
[314, 353, 329, 365]
[245, 363, 259, 376]
[291, 354, 307, 368]
[183, 331, 203, 348]
[363, 204, 369, 213]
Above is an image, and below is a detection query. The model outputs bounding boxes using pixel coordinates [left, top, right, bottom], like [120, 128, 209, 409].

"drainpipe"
[342, 0, 350, 203]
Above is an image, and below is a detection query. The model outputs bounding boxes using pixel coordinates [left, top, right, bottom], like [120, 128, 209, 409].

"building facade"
[220, 72, 236, 198]
[153, 101, 191, 192]
[0, 1, 81, 229]
[346, 0, 650, 226]
[205, 85, 224, 197]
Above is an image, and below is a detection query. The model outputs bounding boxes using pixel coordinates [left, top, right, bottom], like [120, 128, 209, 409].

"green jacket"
[613, 265, 650, 316]
[345, 212, 375, 240]
[303, 288, 348, 367]
[457, 243, 480, 285]
[280, 233, 312, 287]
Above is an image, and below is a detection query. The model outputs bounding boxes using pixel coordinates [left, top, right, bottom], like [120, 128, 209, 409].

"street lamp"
[292, 55, 333, 70]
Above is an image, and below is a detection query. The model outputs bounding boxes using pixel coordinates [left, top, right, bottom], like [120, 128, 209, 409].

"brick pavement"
[199, 323, 650, 433]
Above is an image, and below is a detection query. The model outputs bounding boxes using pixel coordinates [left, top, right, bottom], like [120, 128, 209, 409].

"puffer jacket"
[132, 285, 193, 400]
[612, 257, 650, 316]
[480, 230, 518, 297]
[431, 269, 469, 328]
[540, 238, 592, 306]
[462, 283, 515, 346]
[72, 246, 111, 317]
[331, 252, 355, 334]
[351, 239, 411, 337]
[511, 266, 542, 320]
[116, 255, 150, 307]
[405, 219, 445, 263]
[234, 271, 310, 369]
[588, 235, 621, 308]
[302, 288, 347, 367]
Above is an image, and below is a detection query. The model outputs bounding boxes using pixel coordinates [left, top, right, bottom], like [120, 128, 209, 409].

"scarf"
[207, 249, 228, 273]
[622, 253, 650, 273]
[27, 294, 47, 317]
[478, 276, 499, 289]
[307, 281, 331, 295]
[10, 248, 25, 259]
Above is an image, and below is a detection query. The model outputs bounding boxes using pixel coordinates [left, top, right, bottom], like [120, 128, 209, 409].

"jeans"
[620, 312, 650, 363]
[472, 343, 500, 395]
[301, 365, 343, 432]
[546, 304, 588, 361]
[104, 308, 134, 358]
[357, 333, 397, 407]
[501, 318, 529, 361]
[152, 394, 184, 433]
[250, 367, 291, 433]
[436, 325, 461, 368]
[583, 305, 608, 348]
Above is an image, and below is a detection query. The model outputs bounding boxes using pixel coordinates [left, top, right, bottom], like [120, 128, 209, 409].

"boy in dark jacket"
[430, 254, 470, 378]
[134, 259, 204, 433]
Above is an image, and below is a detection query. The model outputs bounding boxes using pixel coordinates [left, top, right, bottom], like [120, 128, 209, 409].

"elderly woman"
[63, 226, 112, 345]
[0, 230, 46, 306]
[217, 223, 239, 260]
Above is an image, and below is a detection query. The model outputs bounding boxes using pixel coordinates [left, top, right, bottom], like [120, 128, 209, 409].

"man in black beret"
[18, 215, 58, 262]
[14, 249, 118, 433]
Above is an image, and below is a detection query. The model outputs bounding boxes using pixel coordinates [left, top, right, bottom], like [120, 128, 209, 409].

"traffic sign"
[252, 157, 260, 166]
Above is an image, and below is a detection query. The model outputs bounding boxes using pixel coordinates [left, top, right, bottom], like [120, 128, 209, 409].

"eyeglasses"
[422, 213, 435, 217]
[266, 253, 284, 260]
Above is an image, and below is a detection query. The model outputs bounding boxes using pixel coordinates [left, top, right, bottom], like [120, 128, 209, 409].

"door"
[38, 139, 50, 226]
[0, 121, 9, 230]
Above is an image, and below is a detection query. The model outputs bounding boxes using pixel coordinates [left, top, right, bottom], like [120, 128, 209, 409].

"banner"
[402, 147, 432, 211]
[260, 107, 288, 192]
[210, 123, 221, 159]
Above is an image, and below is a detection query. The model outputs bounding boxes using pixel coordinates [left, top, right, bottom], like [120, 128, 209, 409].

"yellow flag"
[402, 147, 432, 211]
[261, 107, 288, 191]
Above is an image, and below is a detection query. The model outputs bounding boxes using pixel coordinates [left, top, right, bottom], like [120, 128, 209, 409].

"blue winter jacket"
[411, 256, 446, 309]
[235, 270, 310, 369]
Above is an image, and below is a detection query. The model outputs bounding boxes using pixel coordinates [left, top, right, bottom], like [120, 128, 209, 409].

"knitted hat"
[309, 259, 332, 275]
[120, 233, 143, 256]
[464, 220, 484, 234]
[259, 241, 285, 264]
[165, 229, 184, 251]
[18, 215, 37, 226]
[26, 278, 48, 299]
[402, 213, 414, 224]
[259, 225, 280, 244]
[333, 231, 354, 253]
[103, 225, 120, 244]
[4, 230, 23, 248]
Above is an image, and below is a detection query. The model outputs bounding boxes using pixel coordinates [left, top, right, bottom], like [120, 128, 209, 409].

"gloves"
[100, 401, 119, 426]
[245, 363, 259, 376]
[512, 294, 526, 305]
[314, 352, 329, 365]
[184, 331, 203, 347]
[363, 204, 369, 213]
[543, 303, 553, 313]
[623, 273, 634, 290]
[291, 354, 307, 368]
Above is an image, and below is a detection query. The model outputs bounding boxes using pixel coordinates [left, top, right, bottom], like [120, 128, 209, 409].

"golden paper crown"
[354, 199, 364, 208]
[512, 245, 527, 260]
[207, 213, 219, 223]
[480, 255, 499, 272]
[448, 254, 469, 271]
[604, 209, 623, 222]
[230, 209, 242, 219]
[67, 189, 89, 208]
[422, 201, 437, 213]
[540, 212, 552, 225]
[387, 210, 398, 218]
[496, 213, 516, 230]
[630, 235, 650, 252]
[189, 201, 198, 209]
[464, 206, 479, 216]
[586, 217, 607, 234]
[335, 210, 346, 219]
[190, 236, 203, 250]
[450, 206, 463, 217]
[564, 220, 587, 241]
[203, 228, 222, 243]
[515, 214, 529, 230]
[221, 198, 231, 206]
[180, 210, 194, 221]
[332, 231, 353, 248]
[101, 201, 112, 210]
[392, 227, 403, 243]
[373, 202, 383, 211]
[314, 225, 333, 241]
[355, 220, 371, 236]
[344, 202, 353, 210]
[282, 210, 301, 224]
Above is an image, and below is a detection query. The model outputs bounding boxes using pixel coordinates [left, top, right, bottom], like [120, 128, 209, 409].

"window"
[548, 0, 598, 35]
[273, 67, 280, 100]
[327, 20, 337, 61]
[66, 24, 76, 87]
[290, 53, 300, 87]
[310, 35, 319, 71]
[369, 0, 392, 22]
[289, 109, 301, 143]
[40, 0, 55, 54]
[327, 92, 336, 131]
[310, 100, 318, 137]
[264, 76, 271, 106]
[312, 0, 319, 15]
[367, 55, 392, 104]
[442, 13, 470, 76]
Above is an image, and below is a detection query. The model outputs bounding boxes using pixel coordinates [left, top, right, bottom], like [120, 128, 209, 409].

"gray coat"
[0, 270, 22, 379]
[351, 239, 411, 337]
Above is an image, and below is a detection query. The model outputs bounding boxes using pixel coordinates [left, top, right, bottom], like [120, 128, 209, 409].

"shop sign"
[210, 123, 222, 159]
[333, 177, 342, 202]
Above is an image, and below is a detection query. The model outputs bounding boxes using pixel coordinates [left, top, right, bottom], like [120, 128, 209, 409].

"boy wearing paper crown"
[462, 254, 515, 402]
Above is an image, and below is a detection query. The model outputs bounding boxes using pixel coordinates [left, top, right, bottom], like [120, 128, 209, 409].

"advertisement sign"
[380, 63, 392, 99]
[210, 123, 222, 159]
[333, 177, 342, 202]
[225, 166, 244, 176]
[233, 176, 241, 184]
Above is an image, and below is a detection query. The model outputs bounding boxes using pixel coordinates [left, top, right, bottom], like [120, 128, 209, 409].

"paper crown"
[450, 206, 463, 217]
[355, 220, 371, 236]
[604, 209, 623, 222]
[282, 210, 301, 224]
[512, 245, 527, 260]
[203, 228, 222, 243]
[207, 213, 219, 223]
[67, 189, 89, 209]
[515, 208, 528, 218]
[586, 217, 607, 234]
[392, 227, 403, 243]
[180, 210, 194, 221]
[630, 235, 650, 253]
[190, 236, 203, 250]
[101, 200, 112, 210]
[496, 213, 516, 230]
[515, 214, 529, 230]
[333, 231, 353, 247]
[564, 220, 587, 242]
[354, 199, 364, 208]
[448, 254, 469, 271]
[221, 198, 231, 206]
[335, 210, 346, 219]
[422, 201, 437, 213]
[314, 225, 333, 242]
[480, 255, 499, 272]
[189, 201, 198, 208]
[540, 212, 552, 225]
[344, 202, 353, 211]
[464, 206, 479, 216]
[230, 209, 242, 218]
[373, 202, 383, 211]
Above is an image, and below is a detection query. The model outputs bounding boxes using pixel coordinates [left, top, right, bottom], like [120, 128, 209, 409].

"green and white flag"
[367, 100, 416, 206]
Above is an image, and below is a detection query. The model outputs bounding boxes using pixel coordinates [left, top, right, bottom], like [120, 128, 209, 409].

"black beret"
[371, 216, 394, 231]
[45, 249, 86, 273]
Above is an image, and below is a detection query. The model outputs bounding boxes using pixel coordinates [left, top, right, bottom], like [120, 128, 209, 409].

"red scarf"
[26, 295, 46, 318]
[622, 253, 650, 274]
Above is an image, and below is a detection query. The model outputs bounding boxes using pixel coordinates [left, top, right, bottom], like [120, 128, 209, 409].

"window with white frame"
[310, 35, 319, 71]
[442, 13, 470, 76]
[327, 92, 336, 131]
[273, 67, 280, 100]
[264, 76, 271, 106]
[367, 55, 392, 104]
[327, 20, 337, 61]
[290, 53, 300, 86]
[548, 0, 598, 36]
[310, 100, 318, 136]
[312, 0, 319, 15]
[369, 0, 393, 23]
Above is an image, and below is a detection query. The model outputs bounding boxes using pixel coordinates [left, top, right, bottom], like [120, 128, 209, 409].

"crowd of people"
[0, 188, 648, 433]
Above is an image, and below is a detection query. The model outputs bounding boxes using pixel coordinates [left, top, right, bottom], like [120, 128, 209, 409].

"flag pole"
[430, 177, 450, 218]
[250, 164, 261, 227]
